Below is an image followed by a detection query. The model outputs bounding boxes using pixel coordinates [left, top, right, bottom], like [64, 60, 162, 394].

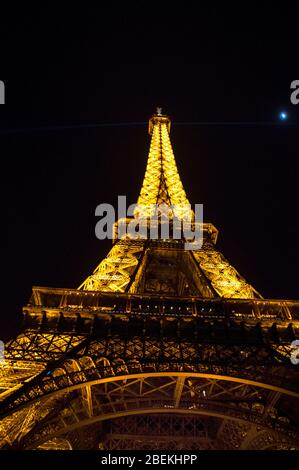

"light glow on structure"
[80, 111, 259, 299]
[4, 111, 295, 451]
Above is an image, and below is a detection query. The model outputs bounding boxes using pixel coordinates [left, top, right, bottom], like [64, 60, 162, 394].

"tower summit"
[137, 109, 190, 216]
[0, 113, 299, 450]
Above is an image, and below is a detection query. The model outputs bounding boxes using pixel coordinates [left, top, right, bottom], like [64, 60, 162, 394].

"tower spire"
[136, 111, 191, 219]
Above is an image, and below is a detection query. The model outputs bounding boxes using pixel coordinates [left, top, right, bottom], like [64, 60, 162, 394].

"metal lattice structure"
[1, 110, 299, 450]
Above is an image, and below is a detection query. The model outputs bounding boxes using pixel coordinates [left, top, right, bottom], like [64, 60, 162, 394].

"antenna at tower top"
[156, 107, 163, 116]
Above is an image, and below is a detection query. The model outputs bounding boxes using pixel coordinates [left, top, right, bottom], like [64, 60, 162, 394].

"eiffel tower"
[1, 110, 299, 450]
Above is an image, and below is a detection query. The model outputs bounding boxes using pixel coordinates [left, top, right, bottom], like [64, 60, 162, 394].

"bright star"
[279, 111, 288, 120]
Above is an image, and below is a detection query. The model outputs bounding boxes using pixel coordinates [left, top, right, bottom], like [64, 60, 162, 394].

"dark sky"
[0, 4, 299, 340]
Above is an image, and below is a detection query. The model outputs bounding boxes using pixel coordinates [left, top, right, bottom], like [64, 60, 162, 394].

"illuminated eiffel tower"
[1, 110, 299, 450]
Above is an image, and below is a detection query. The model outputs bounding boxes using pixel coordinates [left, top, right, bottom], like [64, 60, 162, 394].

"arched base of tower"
[35, 413, 299, 450]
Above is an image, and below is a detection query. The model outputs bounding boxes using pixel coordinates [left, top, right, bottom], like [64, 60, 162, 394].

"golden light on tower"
[80, 110, 259, 298]
[0, 111, 298, 450]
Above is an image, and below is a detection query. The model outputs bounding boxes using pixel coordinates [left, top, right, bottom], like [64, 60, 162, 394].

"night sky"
[0, 4, 299, 341]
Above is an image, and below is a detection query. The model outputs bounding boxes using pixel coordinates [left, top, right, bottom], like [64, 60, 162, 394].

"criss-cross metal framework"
[1, 111, 299, 450]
